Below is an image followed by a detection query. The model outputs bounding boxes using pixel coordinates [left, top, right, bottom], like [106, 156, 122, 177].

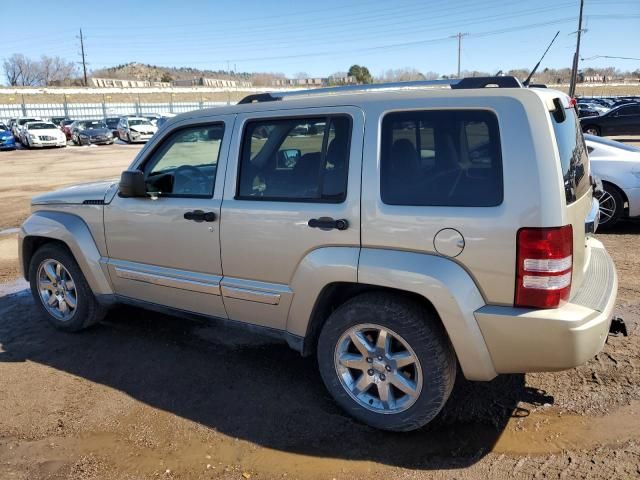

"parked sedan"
[581, 103, 640, 136]
[70, 120, 114, 146]
[117, 117, 157, 143]
[13, 117, 41, 143]
[22, 121, 67, 148]
[586, 134, 640, 228]
[577, 102, 609, 115]
[0, 123, 17, 150]
[61, 119, 75, 140]
[104, 117, 121, 139]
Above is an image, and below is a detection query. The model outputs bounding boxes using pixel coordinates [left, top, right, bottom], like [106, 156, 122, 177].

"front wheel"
[29, 244, 106, 332]
[317, 292, 456, 431]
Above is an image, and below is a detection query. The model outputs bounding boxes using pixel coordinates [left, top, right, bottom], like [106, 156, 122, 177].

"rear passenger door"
[220, 107, 363, 330]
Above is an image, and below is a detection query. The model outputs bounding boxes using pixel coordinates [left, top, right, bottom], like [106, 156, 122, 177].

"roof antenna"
[523, 31, 560, 87]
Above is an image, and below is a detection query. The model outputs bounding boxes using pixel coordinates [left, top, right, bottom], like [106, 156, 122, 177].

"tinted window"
[381, 110, 502, 206]
[550, 108, 589, 204]
[237, 115, 351, 202]
[618, 105, 640, 116]
[144, 124, 224, 197]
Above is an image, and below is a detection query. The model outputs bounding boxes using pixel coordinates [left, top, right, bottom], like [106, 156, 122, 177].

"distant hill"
[91, 62, 284, 86]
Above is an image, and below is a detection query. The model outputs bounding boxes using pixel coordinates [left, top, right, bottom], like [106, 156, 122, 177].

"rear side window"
[380, 110, 503, 206]
[550, 107, 589, 204]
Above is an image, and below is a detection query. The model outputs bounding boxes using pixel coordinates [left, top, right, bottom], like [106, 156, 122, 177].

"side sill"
[113, 295, 304, 354]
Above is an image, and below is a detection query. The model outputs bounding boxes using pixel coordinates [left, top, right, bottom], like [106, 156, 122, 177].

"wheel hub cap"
[37, 259, 78, 321]
[334, 323, 423, 414]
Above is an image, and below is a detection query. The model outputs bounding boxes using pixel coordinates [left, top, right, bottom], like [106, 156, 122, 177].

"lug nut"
[380, 374, 386, 381]
[385, 365, 392, 372]
[366, 357, 373, 363]
[367, 369, 374, 376]
[377, 355, 383, 361]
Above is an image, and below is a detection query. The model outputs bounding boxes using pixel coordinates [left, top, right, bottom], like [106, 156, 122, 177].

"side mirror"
[119, 170, 147, 198]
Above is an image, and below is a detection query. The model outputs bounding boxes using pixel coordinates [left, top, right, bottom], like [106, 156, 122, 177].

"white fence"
[0, 101, 228, 120]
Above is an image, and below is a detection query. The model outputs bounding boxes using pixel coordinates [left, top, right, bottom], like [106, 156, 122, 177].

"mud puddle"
[3, 401, 639, 479]
[493, 400, 640, 454]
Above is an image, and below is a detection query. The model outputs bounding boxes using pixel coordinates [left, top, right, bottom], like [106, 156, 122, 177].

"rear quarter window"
[551, 108, 589, 204]
[380, 110, 503, 207]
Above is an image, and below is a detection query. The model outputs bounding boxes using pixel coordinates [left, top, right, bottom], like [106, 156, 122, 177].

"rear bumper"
[474, 239, 617, 373]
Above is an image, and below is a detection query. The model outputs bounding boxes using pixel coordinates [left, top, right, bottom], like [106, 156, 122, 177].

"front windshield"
[28, 123, 57, 130]
[80, 121, 107, 129]
[129, 119, 152, 126]
[18, 118, 38, 125]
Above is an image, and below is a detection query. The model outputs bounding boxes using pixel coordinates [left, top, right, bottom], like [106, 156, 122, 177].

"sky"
[1, 0, 639, 80]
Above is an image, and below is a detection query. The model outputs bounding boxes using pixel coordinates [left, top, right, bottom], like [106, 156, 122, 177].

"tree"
[160, 72, 173, 83]
[348, 64, 372, 84]
[38, 56, 78, 85]
[3, 54, 39, 86]
[2, 54, 77, 86]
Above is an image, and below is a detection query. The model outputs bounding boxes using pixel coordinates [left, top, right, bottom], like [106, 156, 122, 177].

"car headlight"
[79, 133, 88, 138]
[130, 130, 140, 136]
[30, 134, 37, 139]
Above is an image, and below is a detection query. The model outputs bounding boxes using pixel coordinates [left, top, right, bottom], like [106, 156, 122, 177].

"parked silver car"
[586, 134, 640, 227]
[19, 77, 617, 432]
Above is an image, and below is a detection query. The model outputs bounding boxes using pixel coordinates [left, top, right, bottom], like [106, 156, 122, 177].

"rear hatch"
[549, 98, 592, 294]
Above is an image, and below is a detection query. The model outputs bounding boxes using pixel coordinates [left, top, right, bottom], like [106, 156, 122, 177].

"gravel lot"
[0, 142, 639, 479]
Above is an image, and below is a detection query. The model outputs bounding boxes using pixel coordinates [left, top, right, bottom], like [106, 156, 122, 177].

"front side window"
[143, 124, 224, 197]
[381, 110, 503, 206]
[237, 115, 351, 202]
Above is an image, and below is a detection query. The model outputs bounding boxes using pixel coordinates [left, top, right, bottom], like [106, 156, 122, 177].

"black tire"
[28, 243, 106, 332]
[583, 125, 600, 136]
[317, 292, 456, 431]
[597, 183, 624, 229]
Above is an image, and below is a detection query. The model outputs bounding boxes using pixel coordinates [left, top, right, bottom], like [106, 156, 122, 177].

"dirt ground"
[0, 143, 640, 479]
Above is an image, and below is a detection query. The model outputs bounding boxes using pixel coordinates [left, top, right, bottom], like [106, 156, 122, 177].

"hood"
[80, 127, 111, 136]
[130, 125, 157, 134]
[32, 179, 118, 206]
[31, 128, 63, 136]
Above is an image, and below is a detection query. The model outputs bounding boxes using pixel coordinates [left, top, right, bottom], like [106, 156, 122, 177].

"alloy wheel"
[334, 323, 423, 414]
[598, 190, 617, 226]
[36, 259, 78, 321]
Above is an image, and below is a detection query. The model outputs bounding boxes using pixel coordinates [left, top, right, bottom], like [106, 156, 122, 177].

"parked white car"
[117, 117, 158, 143]
[577, 102, 609, 115]
[585, 134, 640, 227]
[22, 121, 67, 148]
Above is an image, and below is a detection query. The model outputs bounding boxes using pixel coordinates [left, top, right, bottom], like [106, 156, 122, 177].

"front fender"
[358, 248, 496, 381]
[19, 211, 113, 296]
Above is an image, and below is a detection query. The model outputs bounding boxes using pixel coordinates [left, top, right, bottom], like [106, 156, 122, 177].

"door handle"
[308, 217, 349, 231]
[184, 210, 217, 222]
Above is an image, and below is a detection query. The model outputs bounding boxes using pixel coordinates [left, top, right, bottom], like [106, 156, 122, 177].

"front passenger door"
[105, 116, 233, 318]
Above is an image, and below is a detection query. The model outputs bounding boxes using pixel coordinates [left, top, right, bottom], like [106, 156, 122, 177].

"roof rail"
[450, 76, 523, 89]
[237, 93, 281, 104]
[237, 75, 523, 104]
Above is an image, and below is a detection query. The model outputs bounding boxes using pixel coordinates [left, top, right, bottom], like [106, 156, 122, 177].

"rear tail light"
[515, 225, 573, 309]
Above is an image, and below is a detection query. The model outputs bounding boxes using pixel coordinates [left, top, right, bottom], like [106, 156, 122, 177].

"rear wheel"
[317, 292, 456, 431]
[597, 183, 624, 228]
[29, 244, 106, 332]
[584, 125, 600, 136]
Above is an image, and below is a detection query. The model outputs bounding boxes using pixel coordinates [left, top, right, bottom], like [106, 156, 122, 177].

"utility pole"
[79, 28, 88, 86]
[451, 32, 468, 78]
[569, 0, 585, 98]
